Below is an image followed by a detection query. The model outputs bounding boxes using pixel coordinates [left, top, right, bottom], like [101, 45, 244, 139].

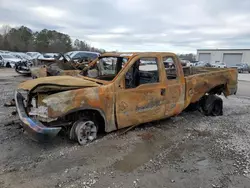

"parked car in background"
[213, 62, 227, 68]
[37, 53, 60, 63]
[233, 63, 250, 73]
[242, 63, 250, 73]
[26, 52, 42, 60]
[69, 51, 100, 61]
[181, 59, 193, 67]
[10, 52, 33, 66]
[229, 64, 244, 73]
[13, 52, 32, 60]
[191, 60, 199, 66]
[0, 50, 10, 54]
[196, 61, 213, 67]
[0, 53, 21, 68]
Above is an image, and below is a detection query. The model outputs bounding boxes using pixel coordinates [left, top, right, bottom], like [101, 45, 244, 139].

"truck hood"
[18, 75, 100, 93]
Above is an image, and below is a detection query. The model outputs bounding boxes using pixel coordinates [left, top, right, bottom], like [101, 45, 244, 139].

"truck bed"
[183, 67, 238, 108]
[165, 66, 237, 108]
[166, 66, 221, 77]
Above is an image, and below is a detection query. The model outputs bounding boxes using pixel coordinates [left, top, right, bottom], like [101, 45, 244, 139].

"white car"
[0, 54, 21, 68]
[215, 62, 227, 68]
[37, 53, 60, 61]
[26, 52, 42, 60]
[10, 52, 33, 66]
[12, 52, 32, 60]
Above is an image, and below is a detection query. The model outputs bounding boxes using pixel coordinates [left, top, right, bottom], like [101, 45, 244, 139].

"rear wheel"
[211, 100, 223, 116]
[200, 95, 223, 116]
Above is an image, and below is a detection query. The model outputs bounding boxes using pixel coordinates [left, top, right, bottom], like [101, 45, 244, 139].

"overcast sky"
[0, 0, 250, 53]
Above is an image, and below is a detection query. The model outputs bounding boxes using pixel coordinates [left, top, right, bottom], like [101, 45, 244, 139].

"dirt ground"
[1, 69, 250, 188]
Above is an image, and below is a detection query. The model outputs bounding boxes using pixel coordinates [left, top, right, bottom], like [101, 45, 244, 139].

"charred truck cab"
[15, 52, 238, 145]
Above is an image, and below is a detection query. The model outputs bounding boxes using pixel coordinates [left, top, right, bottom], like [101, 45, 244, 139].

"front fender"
[41, 85, 117, 132]
[42, 87, 102, 118]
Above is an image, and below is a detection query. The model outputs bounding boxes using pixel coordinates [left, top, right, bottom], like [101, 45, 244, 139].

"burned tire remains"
[199, 95, 223, 116]
[185, 95, 223, 116]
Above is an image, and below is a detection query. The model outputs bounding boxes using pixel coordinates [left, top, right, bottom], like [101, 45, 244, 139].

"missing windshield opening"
[82, 56, 128, 81]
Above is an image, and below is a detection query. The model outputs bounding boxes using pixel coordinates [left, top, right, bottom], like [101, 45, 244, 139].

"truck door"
[163, 56, 185, 117]
[115, 56, 166, 129]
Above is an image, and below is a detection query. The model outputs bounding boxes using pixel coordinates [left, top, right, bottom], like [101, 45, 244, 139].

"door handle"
[161, 88, 166, 96]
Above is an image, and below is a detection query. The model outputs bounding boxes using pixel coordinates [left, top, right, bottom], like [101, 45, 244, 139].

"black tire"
[200, 95, 223, 116]
[6, 63, 11, 68]
[211, 99, 223, 116]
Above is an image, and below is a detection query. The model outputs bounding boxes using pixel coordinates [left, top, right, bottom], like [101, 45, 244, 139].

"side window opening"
[163, 57, 178, 80]
[125, 57, 159, 89]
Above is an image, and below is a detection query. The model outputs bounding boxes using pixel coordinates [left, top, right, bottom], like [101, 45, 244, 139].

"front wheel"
[70, 120, 98, 145]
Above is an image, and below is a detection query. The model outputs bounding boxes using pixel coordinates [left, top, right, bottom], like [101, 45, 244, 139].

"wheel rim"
[75, 121, 97, 145]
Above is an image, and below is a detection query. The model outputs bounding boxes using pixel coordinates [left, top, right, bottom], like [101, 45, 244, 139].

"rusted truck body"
[30, 66, 81, 78]
[31, 52, 99, 78]
[15, 52, 238, 144]
[30, 59, 89, 78]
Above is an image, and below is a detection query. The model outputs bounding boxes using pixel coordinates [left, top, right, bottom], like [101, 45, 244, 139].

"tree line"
[0, 25, 197, 59]
[0, 25, 105, 53]
[178, 53, 197, 62]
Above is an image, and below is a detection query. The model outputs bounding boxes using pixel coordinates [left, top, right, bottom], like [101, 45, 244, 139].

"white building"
[197, 49, 250, 66]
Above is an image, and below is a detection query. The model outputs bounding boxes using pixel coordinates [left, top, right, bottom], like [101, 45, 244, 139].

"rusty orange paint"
[31, 58, 89, 78]
[31, 66, 81, 78]
[17, 52, 238, 134]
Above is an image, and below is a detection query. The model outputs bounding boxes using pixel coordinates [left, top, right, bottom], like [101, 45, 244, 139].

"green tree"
[5, 26, 33, 51]
[179, 53, 196, 61]
[0, 25, 104, 53]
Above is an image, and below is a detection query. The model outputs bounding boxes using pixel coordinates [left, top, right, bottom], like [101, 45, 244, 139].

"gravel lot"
[1, 69, 250, 188]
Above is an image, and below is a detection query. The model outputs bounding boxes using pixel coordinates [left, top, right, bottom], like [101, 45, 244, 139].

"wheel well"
[207, 84, 225, 95]
[65, 109, 106, 133]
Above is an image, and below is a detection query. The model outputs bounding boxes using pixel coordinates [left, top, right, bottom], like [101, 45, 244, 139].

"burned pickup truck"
[15, 52, 238, 145]
[31, 51, 100, 78]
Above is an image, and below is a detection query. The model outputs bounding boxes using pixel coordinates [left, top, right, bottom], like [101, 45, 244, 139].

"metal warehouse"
[197, 49, 250, 66]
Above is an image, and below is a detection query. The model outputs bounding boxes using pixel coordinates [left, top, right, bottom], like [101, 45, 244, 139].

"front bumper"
[15, 91, 61, 142]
